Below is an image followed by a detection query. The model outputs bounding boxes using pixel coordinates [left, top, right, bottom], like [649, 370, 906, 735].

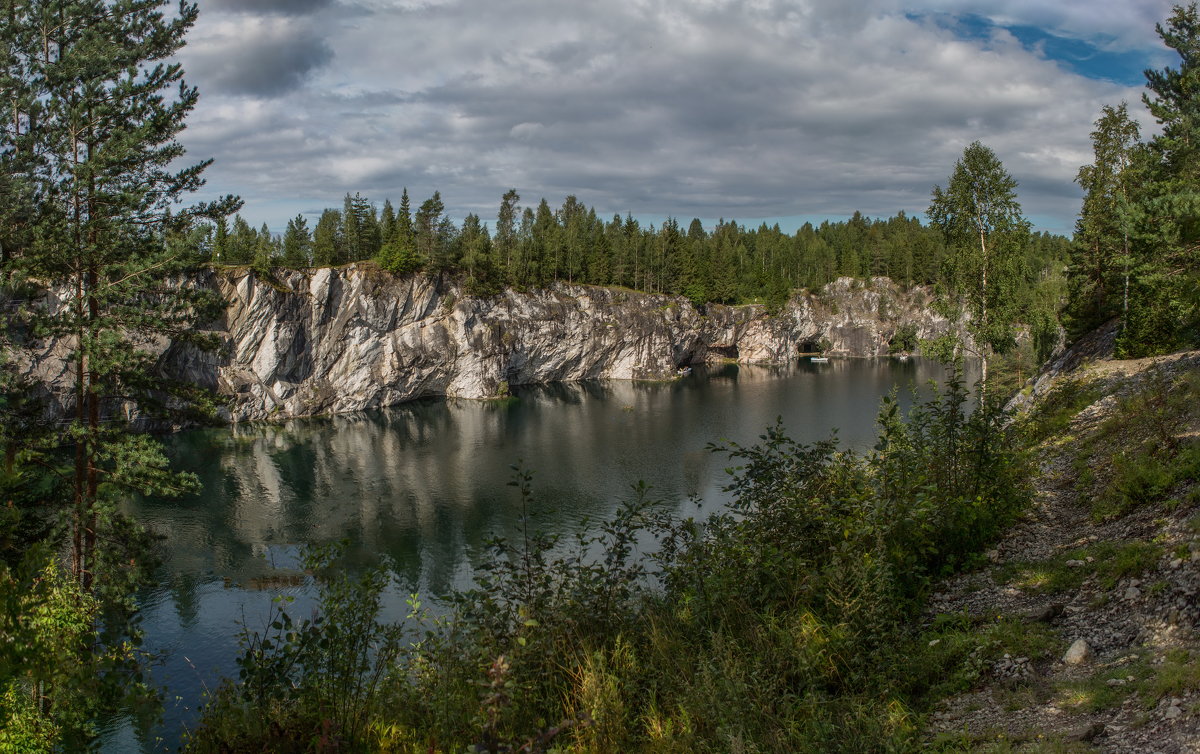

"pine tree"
[380, 199, 397, 245]
[253, 222, 275, 274]
[312, 208, 343, 266]
[226, 215, 256, 264]
[415, 191, 444, 269]
[0, 2, 236, 740]
[1070, 103, 1141, 335]
[460, 213, 499, 295]
[282, 214, 313, 268]
[496, 188, 520, 275]
[1120, 2, 1200, 354]
[212, 215, 229, 263]
[396, 188, 414, 249]
[339, 192, 379, 262]
[2, 0, 240, 589]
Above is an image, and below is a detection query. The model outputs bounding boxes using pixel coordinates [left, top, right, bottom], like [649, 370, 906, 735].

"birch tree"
[927, 142, 1030, 401]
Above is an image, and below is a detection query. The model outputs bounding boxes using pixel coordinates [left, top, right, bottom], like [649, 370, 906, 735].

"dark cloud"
[187, 20, 333, 97]
[207, 0, 333, 16]
[179, 0, 1150, 234]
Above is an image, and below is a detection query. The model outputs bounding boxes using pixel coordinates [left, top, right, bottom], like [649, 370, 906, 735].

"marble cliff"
[23, 266, 962, 422]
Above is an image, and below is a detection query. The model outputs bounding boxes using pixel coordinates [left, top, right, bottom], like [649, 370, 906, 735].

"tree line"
[1066, 4, 1200, 356]
[201, 188, 1069, 311]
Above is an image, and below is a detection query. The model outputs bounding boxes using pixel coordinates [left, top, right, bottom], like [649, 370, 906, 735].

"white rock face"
[22, 268, 963, 423]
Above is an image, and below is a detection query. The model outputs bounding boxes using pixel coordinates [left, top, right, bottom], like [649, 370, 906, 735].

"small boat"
[810, 356, 829, 363]
[677, 365, 693, 376]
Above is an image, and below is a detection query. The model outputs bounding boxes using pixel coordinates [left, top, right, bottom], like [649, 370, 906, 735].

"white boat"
[810, 356, 829, 363]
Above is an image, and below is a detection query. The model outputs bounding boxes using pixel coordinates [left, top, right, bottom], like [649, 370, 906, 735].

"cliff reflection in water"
[133, 359, 958, 599]
[116, 358, 965, 749]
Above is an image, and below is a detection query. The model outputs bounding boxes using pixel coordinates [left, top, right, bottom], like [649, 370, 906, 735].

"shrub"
[376, 240, 422, 275]
[889, 323, 918, 354]
[192, 373, 1031, 752]
[185, 545, 404, 752]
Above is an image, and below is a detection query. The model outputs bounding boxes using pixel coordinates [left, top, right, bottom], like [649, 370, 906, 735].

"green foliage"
[928, 142, 1032, 395]
[194, 377, 1031, 752]
[281, 214, 313, 268]
[0, 0, 231, 745]
[186, 546, 405, 752]
[889, 323, 918, 354]
[312, 208, 344, 266]
[1016, 376, 1102, 444]
[375, 239, 423, 276]
[218, 185, 1069, 312]
[0, 556, 153, 751]
[1066, 368, 1200, 520]
[1149, 649, 1200, 699]
[904, 613, 1059, 703]
[1094, 443, 1200, 519]
[999, 540, 1162, 594]
[1066, 4, 1200, 355]
[1067, 103, 1141, 338]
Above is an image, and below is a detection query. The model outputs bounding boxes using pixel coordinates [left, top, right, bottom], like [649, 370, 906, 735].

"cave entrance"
[708, 344, 739, 361]
[799, 340, 821, 355]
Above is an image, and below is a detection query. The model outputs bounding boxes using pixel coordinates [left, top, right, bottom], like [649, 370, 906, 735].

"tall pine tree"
[0, 0, 236, 743]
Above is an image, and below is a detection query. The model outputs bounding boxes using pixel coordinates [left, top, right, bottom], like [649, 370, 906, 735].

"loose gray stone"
[1027, 603, 1065, 623]
[1063, 639, 1094, 665]
[1066, 722, 1105, 742]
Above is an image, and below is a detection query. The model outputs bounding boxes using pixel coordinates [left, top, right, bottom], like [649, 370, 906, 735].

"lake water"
[105, 357, 955, 750]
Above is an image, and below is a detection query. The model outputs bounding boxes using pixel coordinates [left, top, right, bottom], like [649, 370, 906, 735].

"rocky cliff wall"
[22, 267, 962, 422]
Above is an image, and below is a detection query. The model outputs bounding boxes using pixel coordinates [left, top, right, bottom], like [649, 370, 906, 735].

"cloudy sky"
[175, 0, 1176, 236]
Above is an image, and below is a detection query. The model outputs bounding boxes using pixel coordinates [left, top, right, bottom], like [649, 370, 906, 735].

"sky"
[174, 0, 1177, 237]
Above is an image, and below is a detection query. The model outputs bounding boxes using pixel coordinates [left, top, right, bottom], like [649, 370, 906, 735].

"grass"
[1090, 442, 1200, 521]
[1018, 376, 1103, 445]
[1148, 649, 1200, 700]
[997, 541, 1162, 595]
[1051, 649, 1200, 716]
[929, 728, 1098, 753]
[904, 615, 1061, 703]
[1060, 369, 1200, 521]
[1054, 655, 1152, 713]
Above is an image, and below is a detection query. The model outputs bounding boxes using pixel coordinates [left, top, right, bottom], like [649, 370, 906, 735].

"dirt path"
[924, 350, 1200, 752]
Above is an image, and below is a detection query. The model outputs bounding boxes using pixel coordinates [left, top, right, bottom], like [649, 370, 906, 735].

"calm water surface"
[108, 357, 955, 750]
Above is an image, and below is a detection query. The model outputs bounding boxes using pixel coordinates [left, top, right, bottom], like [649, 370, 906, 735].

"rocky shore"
[926, 338, 1200, 752]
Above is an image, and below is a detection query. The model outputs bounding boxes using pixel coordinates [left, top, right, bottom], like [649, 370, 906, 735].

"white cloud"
[176, 0, 1161, 233]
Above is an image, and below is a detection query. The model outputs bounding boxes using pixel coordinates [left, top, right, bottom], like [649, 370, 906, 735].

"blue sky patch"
[917, 12, 1155, 87]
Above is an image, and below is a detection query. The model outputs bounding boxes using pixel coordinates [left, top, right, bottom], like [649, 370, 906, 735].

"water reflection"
[117, 357, 963, 751]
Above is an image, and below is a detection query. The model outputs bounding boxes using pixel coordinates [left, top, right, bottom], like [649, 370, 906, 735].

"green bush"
[376, 240, 422, 275]
[889, 323, 918, 354]
[186, 545, 405, 752]
[192, 374, 1031, 752]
